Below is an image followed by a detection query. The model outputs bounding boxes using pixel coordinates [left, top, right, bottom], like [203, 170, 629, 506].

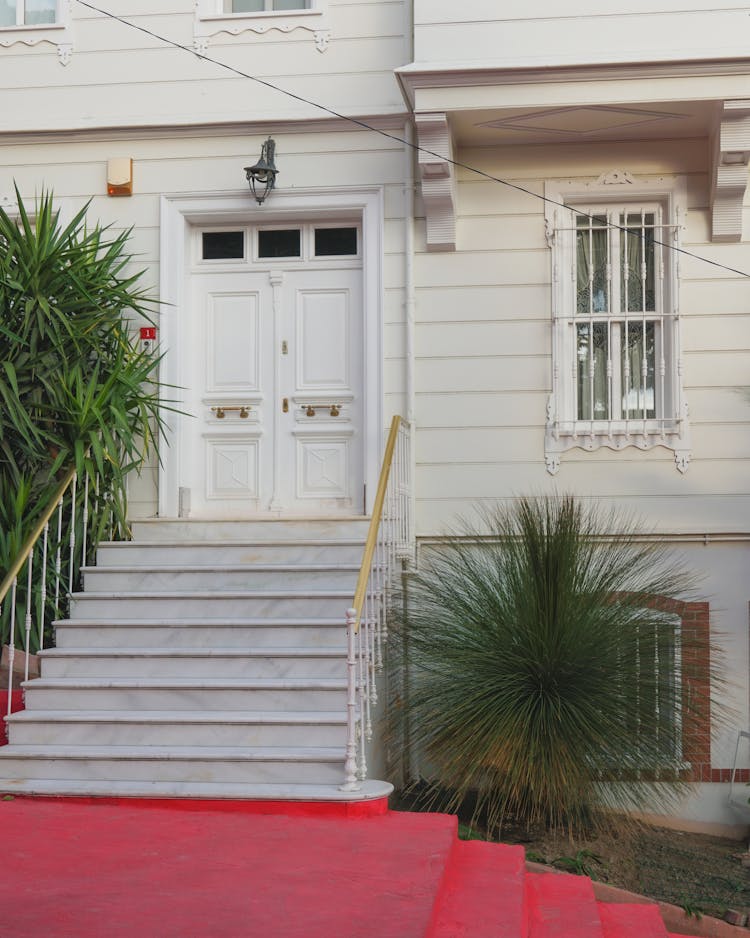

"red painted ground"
[0, 797, 454, 938]
[0, 797, 690, 938]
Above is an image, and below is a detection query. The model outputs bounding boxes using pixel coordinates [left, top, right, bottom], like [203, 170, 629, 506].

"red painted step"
[426, 838, 527, 938]
[526, 871, 603, 938]
[599, 902, 668, 937]
[0, 797, 687, 937]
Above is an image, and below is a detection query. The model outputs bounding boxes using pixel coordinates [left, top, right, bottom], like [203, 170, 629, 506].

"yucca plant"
[389, 495, 719, 835]
[0, 187, 170, 650]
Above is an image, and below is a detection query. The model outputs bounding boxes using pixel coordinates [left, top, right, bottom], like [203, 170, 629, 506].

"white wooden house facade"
[1, 0, 749, 828]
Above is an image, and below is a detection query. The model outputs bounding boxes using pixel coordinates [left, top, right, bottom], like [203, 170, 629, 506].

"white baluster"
[24, 549, 34, 683]
[357, 610, 368, 781]
[68, 473, 77, 595]
[38, 522, 49, 652]
[6, 579, 17, 721]
[366, 590, 377, 716]
[340, 608, 361, 791]
[82, 472, 90, 568]
[374, 535, 385, 671]
[54, 495, 64, 612]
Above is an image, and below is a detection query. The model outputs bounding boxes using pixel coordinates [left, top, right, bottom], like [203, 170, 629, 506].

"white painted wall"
[0, 1, 412, 518]
[0, 1, 408, 132]
[413, 1, 750, 68]
[413, 137, 750, 536]
[0, 124, 410, 518]
[410, 133, 750, 826]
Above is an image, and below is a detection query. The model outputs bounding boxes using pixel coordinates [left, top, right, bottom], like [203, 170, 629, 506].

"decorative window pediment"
[0, 0, 72, 64]
[194, 0, 330, 53]
[544, 172, 690, 475]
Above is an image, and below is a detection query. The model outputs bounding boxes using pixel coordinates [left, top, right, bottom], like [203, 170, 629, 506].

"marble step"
[131, 519, 371, 543]
[0, 777, 393, 802]
[38, 647, 347, 679]
[23, 678, 348, 711]
[95, 540, 367, 566]
[0, 744, 346, 784]
[81, 565, 360, 593]
[6, 709, 348, 748]
[54, 618, 347, 650]
[68, 591, 354, 620]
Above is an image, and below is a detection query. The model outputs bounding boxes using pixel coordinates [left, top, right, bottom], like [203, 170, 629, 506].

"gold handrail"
[350, 415, 402, 632]
[0, 466, 77, 607]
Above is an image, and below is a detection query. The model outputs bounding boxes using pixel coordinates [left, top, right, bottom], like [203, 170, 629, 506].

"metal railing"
[341, 416, 412, 790]
[0, 464, 120, 726]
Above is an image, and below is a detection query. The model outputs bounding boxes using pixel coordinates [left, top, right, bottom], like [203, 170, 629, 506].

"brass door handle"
[282, 398, 289, 413]
[211, 406, 250, 419]
[302, 404, 340, 417]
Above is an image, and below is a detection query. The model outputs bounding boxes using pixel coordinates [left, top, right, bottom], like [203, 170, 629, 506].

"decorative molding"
[414, 112, 456, 252]
[0, 114, 409, 146]
[543, 213, 557, 248]
[710, 100, 750, 242]
[396, 59, 750, 110]
[674, 449, 691, 474]
[158, 186, 384, 519]
[543, 415, 693, 474]
[0, 1, 73, 64]
[194, 1, 330, 53]
[595, 169, 635, 186]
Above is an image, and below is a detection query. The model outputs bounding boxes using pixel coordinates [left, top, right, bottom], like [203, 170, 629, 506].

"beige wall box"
[107, 158, 133, 197]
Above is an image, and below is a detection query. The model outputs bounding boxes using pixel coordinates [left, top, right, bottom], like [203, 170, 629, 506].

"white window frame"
[222, 1, 310, 11]
[194, 0, 329, 54]
[544, 172, 690, 475]
[0, 0, 71, 63]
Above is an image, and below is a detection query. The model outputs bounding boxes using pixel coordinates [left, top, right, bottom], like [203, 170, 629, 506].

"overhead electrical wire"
[75, 0, 750, 279]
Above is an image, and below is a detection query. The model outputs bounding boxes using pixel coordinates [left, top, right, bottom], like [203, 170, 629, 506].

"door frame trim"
[159, 187, 384, 518]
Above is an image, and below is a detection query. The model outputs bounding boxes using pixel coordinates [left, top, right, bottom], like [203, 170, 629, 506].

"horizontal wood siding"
[413, 1, 750, 68]
[0, 125, 408, 518]
[0, 0, 408, 133]
[414, 138, 750, 535]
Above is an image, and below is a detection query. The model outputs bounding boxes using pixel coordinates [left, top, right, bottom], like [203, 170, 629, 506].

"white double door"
[183, 265, 363, 517]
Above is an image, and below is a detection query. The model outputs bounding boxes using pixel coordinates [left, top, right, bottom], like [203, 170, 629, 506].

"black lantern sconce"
[244, 137, 278, 205]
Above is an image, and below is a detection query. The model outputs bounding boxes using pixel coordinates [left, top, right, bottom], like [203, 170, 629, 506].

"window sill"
[194, 5, 330, 52]
[198, 9, 321, 24]
[544, 405, 691, 475]
[0, 20, 72, 63]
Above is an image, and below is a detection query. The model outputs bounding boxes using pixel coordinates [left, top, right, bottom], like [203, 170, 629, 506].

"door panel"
[183, 265, 363, 517]
[280, 269, 362, 514]
[206, 292, 260, 392]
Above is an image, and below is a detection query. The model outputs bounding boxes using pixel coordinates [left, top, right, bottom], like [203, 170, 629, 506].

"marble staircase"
[0, 518, 392, 802]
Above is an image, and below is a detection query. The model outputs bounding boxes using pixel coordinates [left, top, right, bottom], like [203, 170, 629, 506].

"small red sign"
[140, 327, 157, 341]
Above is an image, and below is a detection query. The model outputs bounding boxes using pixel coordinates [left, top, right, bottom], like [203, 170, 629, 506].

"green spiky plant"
[0, 187, 170, 651]
[389, 495, 719, 835]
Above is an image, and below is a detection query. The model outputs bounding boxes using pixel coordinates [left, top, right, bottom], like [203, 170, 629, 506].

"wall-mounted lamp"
[244, 137, 278, 205]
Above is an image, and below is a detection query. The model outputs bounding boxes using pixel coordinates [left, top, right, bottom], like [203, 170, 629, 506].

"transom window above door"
[197, 224, 359, 264]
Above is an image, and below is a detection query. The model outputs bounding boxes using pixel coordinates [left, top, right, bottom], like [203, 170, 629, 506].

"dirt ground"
[481, 820, 750, 923]
[393, 787, 749, 924]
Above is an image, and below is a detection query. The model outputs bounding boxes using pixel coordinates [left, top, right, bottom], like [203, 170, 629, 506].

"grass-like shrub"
[389, 495, 718, 834]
